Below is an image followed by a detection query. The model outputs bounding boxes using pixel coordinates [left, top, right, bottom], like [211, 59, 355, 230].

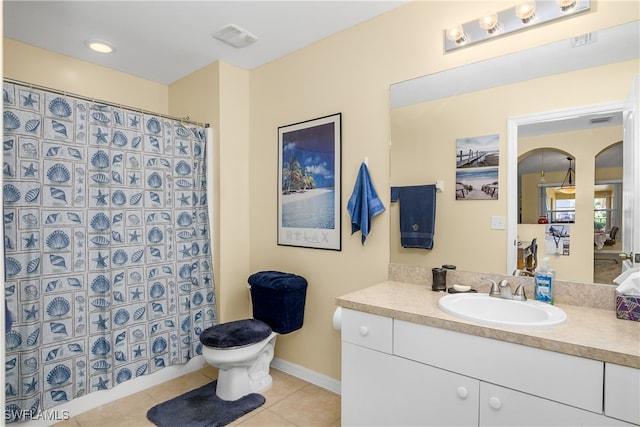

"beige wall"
[3, 1, 639, 384]
[3, 38, 169, 113]
[248, 1, 638, 380]
[168, 62, 253, 323]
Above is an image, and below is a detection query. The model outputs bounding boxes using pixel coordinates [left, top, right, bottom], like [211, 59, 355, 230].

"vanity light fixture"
[85, 39, 115, 54]
[557, 157, 576, 194]
[443, 0, 590, 53]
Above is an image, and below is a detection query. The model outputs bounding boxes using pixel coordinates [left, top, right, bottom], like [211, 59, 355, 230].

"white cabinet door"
[480, 383, 633, 427]
[342, 341, 479, 426]
[605, 363, 640, 425]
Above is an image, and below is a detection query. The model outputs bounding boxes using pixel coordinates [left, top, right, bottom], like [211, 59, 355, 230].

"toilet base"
[213, 335, 276, 401]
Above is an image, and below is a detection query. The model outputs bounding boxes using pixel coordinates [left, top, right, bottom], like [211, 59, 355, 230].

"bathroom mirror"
[389, 21, 639, 285]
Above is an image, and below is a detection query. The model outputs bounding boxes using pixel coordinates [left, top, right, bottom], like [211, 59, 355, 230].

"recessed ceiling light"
[85, 40, 115, 54]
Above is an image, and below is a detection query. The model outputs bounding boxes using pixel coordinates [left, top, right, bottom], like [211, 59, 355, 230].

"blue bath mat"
[147, 380, 265, 427]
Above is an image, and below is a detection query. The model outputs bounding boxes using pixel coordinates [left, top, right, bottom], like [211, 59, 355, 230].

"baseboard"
[17, 356, 208, 427]
[271, 357, 342, 395]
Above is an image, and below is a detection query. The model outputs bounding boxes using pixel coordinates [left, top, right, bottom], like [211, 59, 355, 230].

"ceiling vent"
[212, 24, 258, 48]
[589, 116, 614, 124]
[571, 32, 596, 48]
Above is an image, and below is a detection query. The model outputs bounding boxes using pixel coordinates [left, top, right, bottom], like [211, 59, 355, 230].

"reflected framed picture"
[545, 224, 570, 256]
[277, 113, 342, 250]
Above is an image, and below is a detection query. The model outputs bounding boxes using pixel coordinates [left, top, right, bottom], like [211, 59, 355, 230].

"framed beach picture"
[455, 134, 500, 200]
[277, 113, 342, 250]
[455, 167, 499, 200]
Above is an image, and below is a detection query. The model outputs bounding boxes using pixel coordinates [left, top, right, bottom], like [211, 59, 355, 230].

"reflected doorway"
[593, 141, 623, 283]
[508, 103, 625, 284]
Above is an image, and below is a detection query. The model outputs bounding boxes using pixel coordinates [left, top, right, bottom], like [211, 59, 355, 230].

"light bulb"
[85, 40, 115, 54]
[557, 0, 577, 12]
[479, 13, 501, 34]
[446, 25, 468, 44]
[515, 1, 537, 24]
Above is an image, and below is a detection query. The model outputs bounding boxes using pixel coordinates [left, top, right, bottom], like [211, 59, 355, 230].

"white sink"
[438, 293, 567, 328]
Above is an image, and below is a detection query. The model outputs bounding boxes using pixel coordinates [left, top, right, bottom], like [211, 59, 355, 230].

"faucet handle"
[498, 279, 511, 288]
[483, 279, 500, 297]
[513, 284, 527, 301]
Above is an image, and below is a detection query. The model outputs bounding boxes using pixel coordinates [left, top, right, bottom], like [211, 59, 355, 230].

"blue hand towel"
[347, 163, 386, 244]
[390, 185, 436, 249]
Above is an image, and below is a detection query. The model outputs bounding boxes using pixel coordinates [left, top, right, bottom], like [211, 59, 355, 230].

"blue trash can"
[248, 271, 308, 334]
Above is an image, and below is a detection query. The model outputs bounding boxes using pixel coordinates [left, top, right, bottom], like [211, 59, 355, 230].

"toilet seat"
[200, 319, 272, 348]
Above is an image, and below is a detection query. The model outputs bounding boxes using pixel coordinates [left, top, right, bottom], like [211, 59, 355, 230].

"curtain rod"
[4, 78, 210, 129]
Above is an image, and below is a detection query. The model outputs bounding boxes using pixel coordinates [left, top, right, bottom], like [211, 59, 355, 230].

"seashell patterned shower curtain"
[3, 81, 216, 423]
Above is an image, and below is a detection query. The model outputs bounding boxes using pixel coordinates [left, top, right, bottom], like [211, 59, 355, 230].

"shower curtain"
[3, 81, 216, 422]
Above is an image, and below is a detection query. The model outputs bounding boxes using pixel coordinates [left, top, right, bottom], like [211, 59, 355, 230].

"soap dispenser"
[534, 257, 555, 304]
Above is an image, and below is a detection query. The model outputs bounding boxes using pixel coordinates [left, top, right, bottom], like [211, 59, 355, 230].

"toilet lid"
[199, 319, 272, 348]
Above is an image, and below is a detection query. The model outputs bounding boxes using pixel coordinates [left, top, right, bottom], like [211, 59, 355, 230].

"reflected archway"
[518, 148, 576, 225]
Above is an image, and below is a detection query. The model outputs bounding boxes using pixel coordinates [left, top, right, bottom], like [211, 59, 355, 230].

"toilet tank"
[248, 271, 308, 334]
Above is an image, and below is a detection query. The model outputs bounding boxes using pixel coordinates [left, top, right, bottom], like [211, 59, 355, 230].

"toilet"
[200, 271, 308, 401]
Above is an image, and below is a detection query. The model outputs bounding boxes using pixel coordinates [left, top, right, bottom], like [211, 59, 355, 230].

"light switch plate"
[491, 216, 505, 230]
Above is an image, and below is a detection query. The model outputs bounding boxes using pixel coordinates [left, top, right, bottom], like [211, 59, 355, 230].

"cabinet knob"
[359, 326, 369, 336]
[456, 387, 468, 399]
[489, 397, 502, 410]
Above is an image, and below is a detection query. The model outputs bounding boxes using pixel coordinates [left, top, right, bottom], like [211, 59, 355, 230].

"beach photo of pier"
[456, 134, 500, 168]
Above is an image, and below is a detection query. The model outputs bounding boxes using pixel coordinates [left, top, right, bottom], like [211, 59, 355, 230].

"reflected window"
[538, 185, 575, 223]
[594, 182, 621, 231]
[552, 198, 575, 223]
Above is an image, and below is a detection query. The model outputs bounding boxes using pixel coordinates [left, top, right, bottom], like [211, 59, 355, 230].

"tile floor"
[53, 366, 341, 427]
[593, 252, 622, 284]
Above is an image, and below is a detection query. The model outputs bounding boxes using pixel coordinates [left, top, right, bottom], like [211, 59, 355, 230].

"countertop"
[336, 281, 640, 369]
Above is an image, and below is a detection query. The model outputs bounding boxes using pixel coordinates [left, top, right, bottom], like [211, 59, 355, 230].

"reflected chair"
[595, 226, 619, 265]
[604, 226, 619, 246]
[526, 238, 538, 274]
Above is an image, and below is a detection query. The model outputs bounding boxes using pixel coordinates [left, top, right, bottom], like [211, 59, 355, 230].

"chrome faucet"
[484, 279, 527, 301]
[512, 269, 534, 277]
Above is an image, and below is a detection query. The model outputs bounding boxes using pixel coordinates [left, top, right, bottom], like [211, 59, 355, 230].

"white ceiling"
[3, 0, 408, 85]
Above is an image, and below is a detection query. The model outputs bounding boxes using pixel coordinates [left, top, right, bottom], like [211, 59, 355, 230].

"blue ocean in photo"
[282, 189, 335, 229]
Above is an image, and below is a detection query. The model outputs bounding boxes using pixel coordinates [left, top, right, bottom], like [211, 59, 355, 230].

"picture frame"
[545, 224, 571, 256]
[455, 134, 500, 200]
[277, 113, 342, 250]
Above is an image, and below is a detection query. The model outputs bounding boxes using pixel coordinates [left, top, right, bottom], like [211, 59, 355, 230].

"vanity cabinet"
[341, 308, 637, 426]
